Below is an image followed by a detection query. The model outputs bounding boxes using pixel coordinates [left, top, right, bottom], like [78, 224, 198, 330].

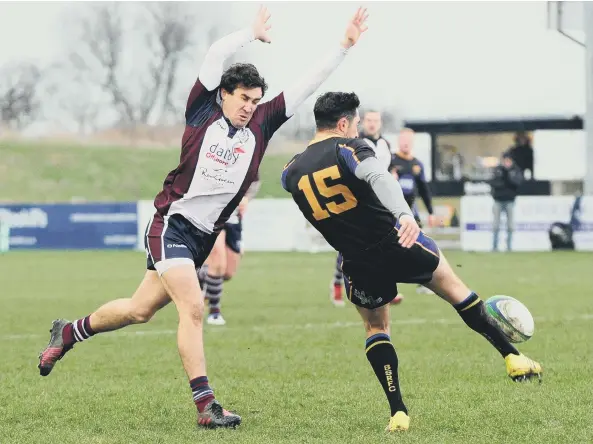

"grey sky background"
[0, 1, 586, 135]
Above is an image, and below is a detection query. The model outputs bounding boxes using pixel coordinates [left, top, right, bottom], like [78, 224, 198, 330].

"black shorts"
[224, 221, 242, 254]
[144, 213, 218, 273]
[340, 223, 440, 310]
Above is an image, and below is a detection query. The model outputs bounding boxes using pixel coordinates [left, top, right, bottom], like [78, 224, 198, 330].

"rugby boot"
[197, 399, 241, 429]
[385, 411, 410, 432]
[505, 353, 542, 382]
[38, 319, 73, 376]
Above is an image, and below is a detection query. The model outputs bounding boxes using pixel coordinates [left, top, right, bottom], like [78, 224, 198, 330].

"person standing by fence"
[491, 152, 523, 251]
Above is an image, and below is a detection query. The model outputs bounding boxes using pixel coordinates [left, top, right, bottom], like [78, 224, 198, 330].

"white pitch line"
[3, 313, 593, 341]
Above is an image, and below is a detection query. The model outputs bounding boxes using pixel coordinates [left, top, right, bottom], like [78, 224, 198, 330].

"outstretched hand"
[341, 7, 369, 49]
[253, 6, 272, 43]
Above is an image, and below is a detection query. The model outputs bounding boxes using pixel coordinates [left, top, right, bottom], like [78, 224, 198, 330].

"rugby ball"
[485, 295, 534, 343]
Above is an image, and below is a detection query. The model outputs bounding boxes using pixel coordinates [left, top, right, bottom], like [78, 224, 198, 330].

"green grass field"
[0, 142, 293, 202]
[0, 142, 459, 222]
[1, 250, 592, 444]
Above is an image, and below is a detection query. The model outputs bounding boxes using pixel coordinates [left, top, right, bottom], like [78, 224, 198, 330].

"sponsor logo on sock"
[384, 364, 397, 392]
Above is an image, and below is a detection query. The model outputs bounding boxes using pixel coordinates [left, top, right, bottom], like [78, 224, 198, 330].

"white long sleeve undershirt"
[199, 28, 256, 91]
[197, 27, 349, 117]
[283, 46, 348, 117]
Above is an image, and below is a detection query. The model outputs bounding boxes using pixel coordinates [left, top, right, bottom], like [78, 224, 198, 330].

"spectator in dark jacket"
[508, 131, 534, 179]
[491, 152, 523, 251]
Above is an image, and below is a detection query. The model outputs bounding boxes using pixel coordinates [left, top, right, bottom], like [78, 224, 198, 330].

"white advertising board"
[136, 199, 334, 253]
[461, 195, 593, 251]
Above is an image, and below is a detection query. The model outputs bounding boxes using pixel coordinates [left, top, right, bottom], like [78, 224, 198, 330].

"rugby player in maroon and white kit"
[37, 6, 369, 429]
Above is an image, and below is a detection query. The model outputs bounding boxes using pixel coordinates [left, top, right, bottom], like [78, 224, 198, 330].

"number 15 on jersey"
[297, 165, 358, 221]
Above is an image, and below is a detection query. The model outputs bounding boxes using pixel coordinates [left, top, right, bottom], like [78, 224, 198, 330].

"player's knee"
[128, 304, 156, 324]
[179, 298, 206, 325]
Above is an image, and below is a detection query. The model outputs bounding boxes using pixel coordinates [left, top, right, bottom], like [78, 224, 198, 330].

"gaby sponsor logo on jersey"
[206, 143, 245, 166]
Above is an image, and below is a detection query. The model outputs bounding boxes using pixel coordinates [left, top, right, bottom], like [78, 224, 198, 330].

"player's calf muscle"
[89, 299, 152, 332]
[89, 272, 168, 331]
[426, 251, 519, 357]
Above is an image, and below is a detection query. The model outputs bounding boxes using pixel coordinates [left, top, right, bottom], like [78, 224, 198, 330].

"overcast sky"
[0, 1, 587, 133]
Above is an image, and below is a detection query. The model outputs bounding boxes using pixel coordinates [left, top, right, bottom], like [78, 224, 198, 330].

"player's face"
[362, 112, 381, 137]
[398, 131, 414, 155]
[221, 86, 263, 128]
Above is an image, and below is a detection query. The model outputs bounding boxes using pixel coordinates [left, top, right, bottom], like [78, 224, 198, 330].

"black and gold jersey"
[281, 136, 396, 255]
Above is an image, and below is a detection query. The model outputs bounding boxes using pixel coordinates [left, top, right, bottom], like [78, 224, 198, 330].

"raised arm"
[186, 7, 271, 122]
[283, 7, 369, 117]
[200, 7, 272, 90]
[197, 29, 256, 91]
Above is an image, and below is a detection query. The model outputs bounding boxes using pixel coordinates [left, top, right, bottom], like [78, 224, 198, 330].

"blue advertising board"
[0, 203, 138, 250]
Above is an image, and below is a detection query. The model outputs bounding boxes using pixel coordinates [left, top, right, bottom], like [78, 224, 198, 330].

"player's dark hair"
[314, 92, 360, 130]
[220, 63, 268, 96]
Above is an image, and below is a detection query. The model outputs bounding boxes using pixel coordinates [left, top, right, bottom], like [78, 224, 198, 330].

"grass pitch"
[1, 250, 592, 443]
[0, 142, 293, 202]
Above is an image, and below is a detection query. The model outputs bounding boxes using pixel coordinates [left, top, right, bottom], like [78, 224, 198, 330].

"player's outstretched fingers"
[253, 5, 272, 43]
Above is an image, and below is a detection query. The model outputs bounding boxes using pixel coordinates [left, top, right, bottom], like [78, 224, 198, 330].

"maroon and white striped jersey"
[152, 27, 350, 234]
[153, 78, 286, 234]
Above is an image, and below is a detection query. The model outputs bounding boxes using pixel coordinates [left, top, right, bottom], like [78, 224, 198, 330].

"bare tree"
[62, 2, 225, 130]
[0, 62, 42, 130]
[58, 85, 102, 135]
[144, 2, 196, 121]
[68, 3, 136, 125]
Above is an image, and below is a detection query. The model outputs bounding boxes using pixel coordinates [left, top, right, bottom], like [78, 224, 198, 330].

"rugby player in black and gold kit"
[281, 92, 542, 433]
